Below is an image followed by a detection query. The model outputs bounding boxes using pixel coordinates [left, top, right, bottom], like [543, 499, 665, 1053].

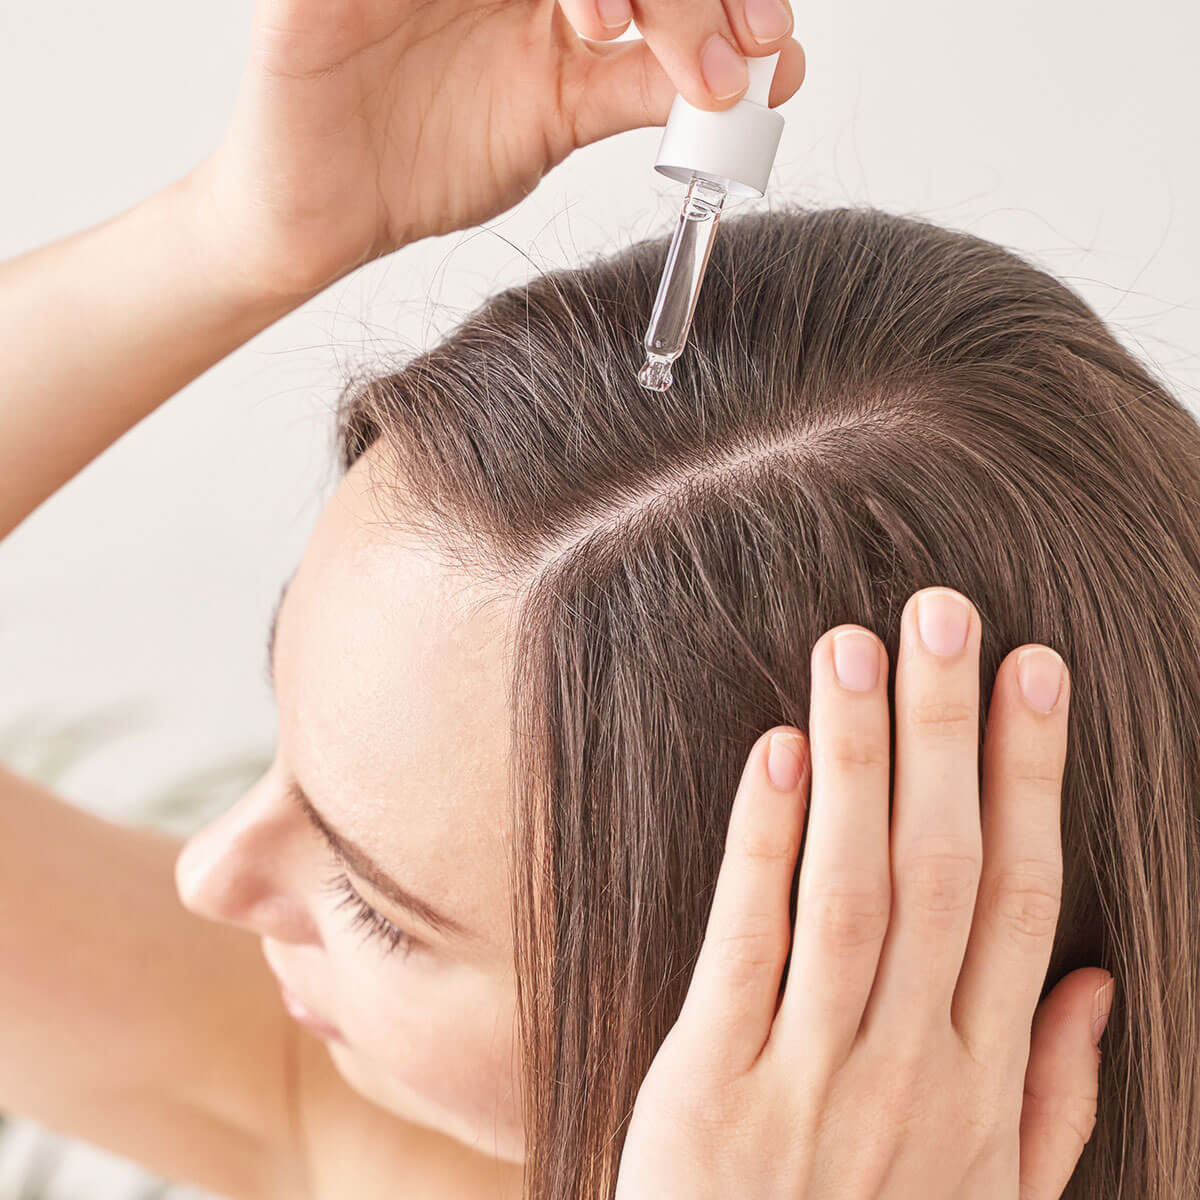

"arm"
[0, 0, 807, 546]
[0, 762, 308, 1199]
[0, 156, 314, 541]
[0, 0, 806, 1193]
[0, 164, 325, 1195]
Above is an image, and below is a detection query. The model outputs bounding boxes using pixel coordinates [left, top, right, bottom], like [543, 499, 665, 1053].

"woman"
[3, 0, 1190, 1196]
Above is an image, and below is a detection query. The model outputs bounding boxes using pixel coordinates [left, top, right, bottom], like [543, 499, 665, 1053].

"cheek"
[333, 947, 523, 1152]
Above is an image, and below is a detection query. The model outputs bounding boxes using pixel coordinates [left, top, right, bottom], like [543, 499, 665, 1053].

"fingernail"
[916, 588, 970, 657]
[596, 0, 632, 29]
[832, 630, 881, 692]
[766, 730, 805, 791]
[700, 33, 749, 100]
[744, 0, 792, 43]
[1017, 646, 1067, 714]
[1091, 976, 1115, 1045]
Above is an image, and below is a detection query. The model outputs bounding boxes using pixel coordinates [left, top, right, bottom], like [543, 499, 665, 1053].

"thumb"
[567, 37, 806, 151]
[1018, 967, 1115, 1200]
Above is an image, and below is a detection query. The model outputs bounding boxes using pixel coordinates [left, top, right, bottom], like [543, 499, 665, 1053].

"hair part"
[334, 204, 1200, 1198]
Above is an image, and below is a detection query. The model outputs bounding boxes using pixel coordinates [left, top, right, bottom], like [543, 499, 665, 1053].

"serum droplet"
[638, 356, 673, 391]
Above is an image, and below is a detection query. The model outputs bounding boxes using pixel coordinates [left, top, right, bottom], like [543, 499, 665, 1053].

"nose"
[175, 767, 321, 944]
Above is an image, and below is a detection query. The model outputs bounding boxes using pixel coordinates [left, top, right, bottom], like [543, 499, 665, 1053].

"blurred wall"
[0, 1, 1196, 1196]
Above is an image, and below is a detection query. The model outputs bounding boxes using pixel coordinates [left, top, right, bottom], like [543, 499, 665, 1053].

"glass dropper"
[638, 174, 727, 392]
[638, 48, 784, 392]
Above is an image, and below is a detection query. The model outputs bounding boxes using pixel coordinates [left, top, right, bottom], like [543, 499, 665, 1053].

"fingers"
[631, 0, 793, 111]
[772, 625, 892, 1072]
[567, 36, 804, 148]
[555, 0, 806, 149]
[856, 588, 984, 1048]
[558, 0, 795, 109]
[953, 640, 1070, 1055]
[1017, 968, 1112, 1200]
[768, 588, 1069, 1080]
[673, 726, 810, 1075]
[555, 0, 639, 44]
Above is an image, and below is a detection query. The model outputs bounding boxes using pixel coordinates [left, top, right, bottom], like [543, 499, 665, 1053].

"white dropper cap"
[652, 51, 784, 199]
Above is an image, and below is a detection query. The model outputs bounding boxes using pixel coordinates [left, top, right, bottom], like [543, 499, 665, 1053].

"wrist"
[172, 153, 335, 315]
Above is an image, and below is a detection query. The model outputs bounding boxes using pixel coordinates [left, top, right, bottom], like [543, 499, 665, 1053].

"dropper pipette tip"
[638, 354, 674, 391]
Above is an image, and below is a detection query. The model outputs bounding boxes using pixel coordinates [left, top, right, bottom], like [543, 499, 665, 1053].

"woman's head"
[174, 446, 526, 1159]
[179, 205, 1200, 1197]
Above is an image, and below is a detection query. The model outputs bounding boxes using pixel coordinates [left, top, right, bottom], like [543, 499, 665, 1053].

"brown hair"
[332, 205, 1200, 1198]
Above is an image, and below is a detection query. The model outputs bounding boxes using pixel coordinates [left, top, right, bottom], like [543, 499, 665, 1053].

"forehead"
[274, 446, 516, 951]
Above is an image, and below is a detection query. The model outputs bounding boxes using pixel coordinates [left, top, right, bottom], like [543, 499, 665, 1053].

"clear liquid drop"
[638, 355, 673, 391]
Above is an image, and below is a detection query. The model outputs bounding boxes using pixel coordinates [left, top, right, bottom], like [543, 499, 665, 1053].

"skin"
[0, 0, 1111, 1195]
[162, 0, 1117, 1186]
[174, 446, 529, 1164]
[192, 0, 807, 302]
[616, 595, 1111, 1197]
[174, 434, 1110, 1196]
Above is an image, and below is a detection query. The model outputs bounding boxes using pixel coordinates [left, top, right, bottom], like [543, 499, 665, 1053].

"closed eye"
[321, 869, 421, 959]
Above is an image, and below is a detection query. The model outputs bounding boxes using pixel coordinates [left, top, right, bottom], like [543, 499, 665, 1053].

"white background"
[0, 1, 1196, 1196]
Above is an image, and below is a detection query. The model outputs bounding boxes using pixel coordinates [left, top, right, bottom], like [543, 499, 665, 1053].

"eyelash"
[321, 869, 420, 959]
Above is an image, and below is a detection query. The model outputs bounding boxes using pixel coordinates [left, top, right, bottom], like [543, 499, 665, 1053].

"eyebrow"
[264, 569, 474, 943]
[287, 778, 473, 940]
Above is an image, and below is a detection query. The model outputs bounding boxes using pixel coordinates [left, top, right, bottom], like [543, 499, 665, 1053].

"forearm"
[0, 163, 321, 540]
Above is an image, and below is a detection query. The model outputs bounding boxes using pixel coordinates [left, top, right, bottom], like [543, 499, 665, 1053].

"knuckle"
[638, 1054, 729, 1131]
[1060, 1093, 1100, 1147]
[901, 848, 982, 921]
[904, 697, 976, 740]
[1007, 756, 1064, 796]
[871, 1030, 926, 1084]
[715, 923, 789, 980]
[804, 884, 890, 952]
[681, 1083, 761, 1140]
[733, 821, 800, 864]
[985, 862, 1063, 942]
[826, 732, 889, 772]
[1022, 1083, 1098, 1150]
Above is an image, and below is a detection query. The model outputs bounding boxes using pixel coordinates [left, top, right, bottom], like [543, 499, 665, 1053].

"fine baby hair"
[333, 205, 1200, 1199]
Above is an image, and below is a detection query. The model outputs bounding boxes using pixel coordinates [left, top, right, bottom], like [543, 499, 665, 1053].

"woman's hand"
[188, 0, 805, 302]
[616, 586, 1114, 1198]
